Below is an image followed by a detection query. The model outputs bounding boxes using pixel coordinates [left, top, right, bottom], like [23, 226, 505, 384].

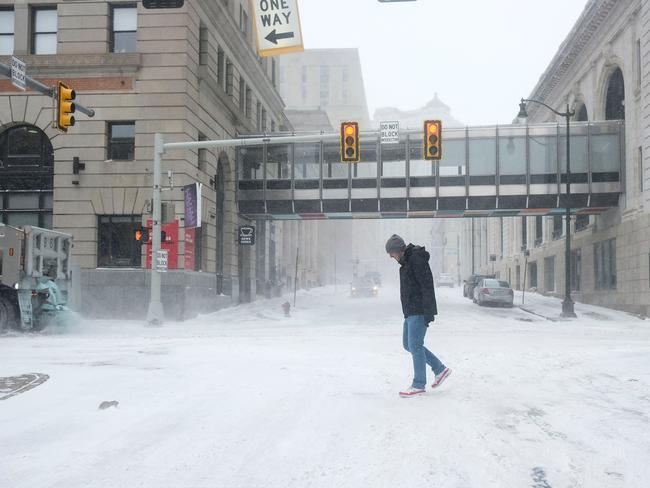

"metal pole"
[522, 256, 528, 305]
[293, 246, 299, 307]
[471, 218, 475, 274]
[0, 62, 95, 117]
[562, 108, 577, 318]
[146, 133, 165, 325]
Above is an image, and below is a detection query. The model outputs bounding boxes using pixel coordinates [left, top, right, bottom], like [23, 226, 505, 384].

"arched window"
[575, 103, 588, 122]
[0, 124, 54, 228]
[605, 68, 625, 120]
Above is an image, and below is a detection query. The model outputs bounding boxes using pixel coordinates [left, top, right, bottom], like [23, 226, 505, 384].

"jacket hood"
[403, 244, 430, 263]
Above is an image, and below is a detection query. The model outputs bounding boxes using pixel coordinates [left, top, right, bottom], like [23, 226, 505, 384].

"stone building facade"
[468, 0, 650, 316]
[0, 0, 312, 319]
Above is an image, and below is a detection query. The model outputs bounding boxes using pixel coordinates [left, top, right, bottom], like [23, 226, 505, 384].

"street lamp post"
[517, 98, 577, 318]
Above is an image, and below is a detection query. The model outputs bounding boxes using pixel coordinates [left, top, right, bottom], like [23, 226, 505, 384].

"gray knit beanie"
[385, 234, 406, 254]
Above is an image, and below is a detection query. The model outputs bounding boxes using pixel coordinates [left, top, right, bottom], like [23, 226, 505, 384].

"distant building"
[279, 48, 371, 130]
[373, 93, 464, 130]
[284, 109, 334, 132]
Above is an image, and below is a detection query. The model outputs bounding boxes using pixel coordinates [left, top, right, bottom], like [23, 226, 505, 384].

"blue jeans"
[403, 315, 445, 389]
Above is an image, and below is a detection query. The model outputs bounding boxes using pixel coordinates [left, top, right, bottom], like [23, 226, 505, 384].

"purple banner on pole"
[184, 183, 201, 229]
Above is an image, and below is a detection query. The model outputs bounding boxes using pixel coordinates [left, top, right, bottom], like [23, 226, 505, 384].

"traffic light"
[142, 0, 184, 8]
[340, 122, 359, 162]
[57, 81, 76, 133]
[134, 228, 149, 244]
[424, 120, 442, 160]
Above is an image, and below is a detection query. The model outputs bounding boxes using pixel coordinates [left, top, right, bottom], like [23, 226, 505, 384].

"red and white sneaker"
[399, 386, 426, 398]
[431, 367, 451, 389]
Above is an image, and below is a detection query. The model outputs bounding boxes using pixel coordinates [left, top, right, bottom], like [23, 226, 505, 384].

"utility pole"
[146, 134, 165, 325]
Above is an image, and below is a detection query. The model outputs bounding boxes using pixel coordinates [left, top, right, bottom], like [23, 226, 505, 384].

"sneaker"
[399, 386, 426, 398]
[431, 367, 451, 389]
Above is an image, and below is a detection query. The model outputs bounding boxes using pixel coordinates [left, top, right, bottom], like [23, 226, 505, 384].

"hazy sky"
[298, 0, 589, 126]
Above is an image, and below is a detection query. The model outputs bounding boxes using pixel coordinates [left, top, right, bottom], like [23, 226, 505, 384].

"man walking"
[385, 234, 451, 397]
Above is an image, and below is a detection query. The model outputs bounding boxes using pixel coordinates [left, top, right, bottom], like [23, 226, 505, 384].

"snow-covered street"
[2, 286, 650, 488]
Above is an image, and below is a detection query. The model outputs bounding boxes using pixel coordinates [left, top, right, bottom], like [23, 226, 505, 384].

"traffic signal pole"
[0, 62, 95, 118]
[146, 133, 165, 325]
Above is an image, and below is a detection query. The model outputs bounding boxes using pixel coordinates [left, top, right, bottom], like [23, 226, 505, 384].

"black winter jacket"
[399, 244, 438, 323]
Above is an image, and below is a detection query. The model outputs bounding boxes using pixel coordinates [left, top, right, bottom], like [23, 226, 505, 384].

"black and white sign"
[238, 226, 256, 246]
[251, 0, 304, 57]
[11, 57, 26, 91]
[380, 121, 399, 144]
[156, 249, 168, 272]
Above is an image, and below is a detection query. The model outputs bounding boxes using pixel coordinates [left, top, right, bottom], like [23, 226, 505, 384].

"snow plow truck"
[0, 224, 73, 331]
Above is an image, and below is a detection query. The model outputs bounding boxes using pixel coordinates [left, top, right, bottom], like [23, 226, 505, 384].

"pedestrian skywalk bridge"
[236, 121, 623, 220]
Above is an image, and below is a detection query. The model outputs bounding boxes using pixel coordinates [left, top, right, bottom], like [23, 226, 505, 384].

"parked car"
[463, 274, 495, 299]
[473, 279, 514, 307]
[436, 273, 455, 287]
[351, 277, 379, 298]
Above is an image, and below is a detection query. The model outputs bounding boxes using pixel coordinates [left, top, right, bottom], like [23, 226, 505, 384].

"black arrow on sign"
[265, 29, 295, 45]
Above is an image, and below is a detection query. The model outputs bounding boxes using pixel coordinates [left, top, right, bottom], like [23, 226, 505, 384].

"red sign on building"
[145, 219, 179, 269]
[184, 227, 196, 270]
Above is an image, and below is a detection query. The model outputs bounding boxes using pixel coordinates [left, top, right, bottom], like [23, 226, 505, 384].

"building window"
[342, 66, 349, 83]
[217, 47, 225, 88]
[521, 216, 527, 250]
[199, 23, 208, 65]
[239, 77, 246, 112]
[594, 238, 616, 290]
[271, 58, 277, 87]
[256, 101, 262, 131]
[245, 87, 252, 119]
[319, 65, 329, 107]
[605, 68, 625, 121]
[638, 146, 644, 193]
[32, 7, 57, 55]
[544, 256, 555, 292]
[528, 261, 537, 289]
[552, 216, 563, 240]
[571, 249, 581, 292]
[271, 120, 276, 133]
[107, 122, 135, 161]
[111, 5, 136, 53]
[637, 39, 642, 87]
[534, 215, 543, 246]
[0, 124, 54, 169]
[198, 133, 209, 172]
[225, 59, 233, 95]
[0, 8, 14, 55]
[98, 215, 142, 268]
[575, 103, 588, 122]
[575, 214, 589, 232]
[239, 4, 248, 37]
[261, 108, 267, 132]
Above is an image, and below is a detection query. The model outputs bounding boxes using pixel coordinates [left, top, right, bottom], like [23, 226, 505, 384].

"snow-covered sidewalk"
[1, 285, 650, 488]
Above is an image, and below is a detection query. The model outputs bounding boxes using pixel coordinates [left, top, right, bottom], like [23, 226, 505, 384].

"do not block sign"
[252, 0, 304, 57]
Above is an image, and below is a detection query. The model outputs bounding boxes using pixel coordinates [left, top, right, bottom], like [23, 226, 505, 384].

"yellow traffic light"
[424, 120, 442, 160]
[340, 122, 359, 162]
[57, 81, 76, 133]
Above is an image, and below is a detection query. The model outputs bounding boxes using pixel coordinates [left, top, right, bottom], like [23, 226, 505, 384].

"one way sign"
[251, 0, 304, 57]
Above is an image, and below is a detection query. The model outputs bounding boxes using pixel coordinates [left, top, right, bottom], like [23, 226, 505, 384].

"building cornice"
[526, 0, 620, 118]
[0, 54, 141, 77]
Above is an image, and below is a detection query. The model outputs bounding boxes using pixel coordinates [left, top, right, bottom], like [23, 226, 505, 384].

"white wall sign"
[380, 121, 399, 144]
[251, 0, 304, 57]
[11, 57, 26, 91]
[156, 249, 168, 273]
